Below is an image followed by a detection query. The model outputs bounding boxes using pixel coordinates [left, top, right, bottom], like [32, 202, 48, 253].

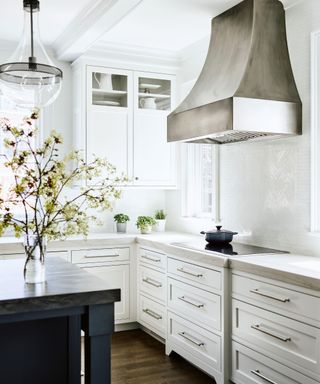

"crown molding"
[53, 0, 143, 62]
[85, 41, 181, 67]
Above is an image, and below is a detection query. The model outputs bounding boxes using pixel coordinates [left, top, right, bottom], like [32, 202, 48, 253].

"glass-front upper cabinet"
[135, 73, 172, 111]
[89, 67, 129, 108]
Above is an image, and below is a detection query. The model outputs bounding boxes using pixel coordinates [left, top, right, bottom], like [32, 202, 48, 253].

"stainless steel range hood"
[167, 0, 302, 144]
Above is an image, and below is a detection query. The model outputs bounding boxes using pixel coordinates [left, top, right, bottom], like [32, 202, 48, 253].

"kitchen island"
[0, 257, 120, 384]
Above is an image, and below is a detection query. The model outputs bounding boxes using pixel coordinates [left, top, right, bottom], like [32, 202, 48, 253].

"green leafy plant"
[155, 209, 167, 220]
[114, 213, 130, 223]
[0, 111, 127, 259]
[136, 216, 156, 230]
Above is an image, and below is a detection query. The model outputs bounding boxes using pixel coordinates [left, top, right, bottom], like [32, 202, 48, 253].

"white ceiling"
[0, 0, 303, 59]
[0, 0, 93, 44]
[100, 0, 302, 52]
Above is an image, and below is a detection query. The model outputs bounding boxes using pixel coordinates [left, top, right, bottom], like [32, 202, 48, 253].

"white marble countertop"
[1, 231, 320, 290]
[230, 253, 320, 291]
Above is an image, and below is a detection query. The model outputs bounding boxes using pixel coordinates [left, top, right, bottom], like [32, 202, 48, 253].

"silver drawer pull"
[142, 278, 162, 288]
[143, 308, 162, 320]
[251, 370, 278, 384]
[250, 289, 290, 303]
[251, 324, 291, 342]
[177, 268, 203, 278]
[85, 254, 119, 258]
[141, 255, 161, 262]
[178, 332, 205, 347]
[178, 296, 205, 308]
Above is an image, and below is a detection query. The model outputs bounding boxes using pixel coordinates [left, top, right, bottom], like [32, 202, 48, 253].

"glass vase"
[23, 235, 47, 284]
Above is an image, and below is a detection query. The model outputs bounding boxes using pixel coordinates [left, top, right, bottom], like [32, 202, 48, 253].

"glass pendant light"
[0, 0, 63, 109]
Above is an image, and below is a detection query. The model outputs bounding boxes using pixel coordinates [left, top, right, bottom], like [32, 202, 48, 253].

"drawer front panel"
[232, 341, 318, 384]
[233, 274, 320, 325]
[168, 311, 221, 372]
[233, 300, 320, 377]
[47, 251, 69, 261]
[139, 248, 166, 270]
[168, 257, 221, 291]
[0, 253, 24, 260]
[82, 264, 129, 321]
[138, 294, 166, 336]
[168, 277, 221, 331]
[72, 247, 129, 264]
[138, 265, 166, 302]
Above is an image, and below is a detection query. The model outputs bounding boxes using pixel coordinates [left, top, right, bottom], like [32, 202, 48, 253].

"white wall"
[166, 0, 320, 256]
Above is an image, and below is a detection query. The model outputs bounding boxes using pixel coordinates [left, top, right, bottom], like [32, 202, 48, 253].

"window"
[181, 143, 220, 220]
[0, 94, 34, 215]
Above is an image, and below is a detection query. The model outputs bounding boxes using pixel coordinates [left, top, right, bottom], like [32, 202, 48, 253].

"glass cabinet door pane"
[92, 72, 128, 108]
[138, 77, 171, 111]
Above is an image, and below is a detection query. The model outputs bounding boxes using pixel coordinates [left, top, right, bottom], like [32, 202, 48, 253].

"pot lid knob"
[216, 225, 222, 231]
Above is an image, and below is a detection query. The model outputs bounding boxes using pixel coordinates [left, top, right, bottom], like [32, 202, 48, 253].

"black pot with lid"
[200, 225, 238, 244]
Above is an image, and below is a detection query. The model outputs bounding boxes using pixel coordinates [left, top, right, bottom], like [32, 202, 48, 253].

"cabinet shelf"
[138, 92, 170, 99]
[93, 89, 127, 96]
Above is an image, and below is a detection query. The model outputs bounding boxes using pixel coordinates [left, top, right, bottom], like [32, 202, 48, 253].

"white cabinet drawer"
[47, 251, 69, 261]
[233, 273, 320, 326]
[168, 257, 221, 292]
[167, 311, 221, 375]
[138, 248, 166, 270]
[82, 264, 129, 322]
[138, 294, 166, 337]
[232, 300, 320, 379]
[72, 247, 129, 264]
[168, 277, 221, 332]
[138, 265, 166, 303]
[0, 253, 24, 260]
[232, 341, 319, 384]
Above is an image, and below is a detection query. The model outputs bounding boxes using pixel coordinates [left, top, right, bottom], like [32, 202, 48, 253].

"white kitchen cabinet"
[82, 264, 130, 322]
[86, 66, 133, 180]
[73, 61, 177, 188]
[133, 111, 175, 186]
[232, 341, 319, 384]
[232, 271, 320, 383]
[71, 244, 134, 324]
[166, 256, 228, 384]
[133, 72, 176, 186]
[137, 245, 167, 338]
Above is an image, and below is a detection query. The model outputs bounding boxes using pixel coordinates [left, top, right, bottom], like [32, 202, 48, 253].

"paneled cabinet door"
[133, 72, 176, 187]
[133, 111, 175, 186]
[86, 66, 133, 182]
[81, 264, 130, 322]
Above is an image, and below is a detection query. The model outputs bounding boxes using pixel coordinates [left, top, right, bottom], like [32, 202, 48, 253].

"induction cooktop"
[171, 241, 287, 256]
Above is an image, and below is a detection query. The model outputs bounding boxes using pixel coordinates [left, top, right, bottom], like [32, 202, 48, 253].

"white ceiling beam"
[53, 0, 143, 62]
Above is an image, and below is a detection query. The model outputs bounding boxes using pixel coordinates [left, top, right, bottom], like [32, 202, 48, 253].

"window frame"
[181, 143, 221, 221]
[311, 31, 320, 232]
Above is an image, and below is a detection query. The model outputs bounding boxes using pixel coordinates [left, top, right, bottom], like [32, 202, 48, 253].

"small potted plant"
[154, 209, 167, 232]
[114, 213, 130, 233]
[136, 216, 156, 234]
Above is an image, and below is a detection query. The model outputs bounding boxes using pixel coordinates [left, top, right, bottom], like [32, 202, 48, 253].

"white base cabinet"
[137, 246, 167, 339]
[82, 264, 130, 322]
[232, 271, 320, 384]
[232, 342, 319, 384]
[71, 245, 135, 324]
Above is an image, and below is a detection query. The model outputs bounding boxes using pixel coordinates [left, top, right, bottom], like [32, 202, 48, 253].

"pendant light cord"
[30, 3, 34, 60]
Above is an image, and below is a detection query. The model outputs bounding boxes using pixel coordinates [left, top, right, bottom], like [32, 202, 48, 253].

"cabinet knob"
[135, 177, 139, 180]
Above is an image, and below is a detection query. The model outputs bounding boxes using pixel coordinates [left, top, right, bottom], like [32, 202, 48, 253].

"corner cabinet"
[73, 63, 177, 188]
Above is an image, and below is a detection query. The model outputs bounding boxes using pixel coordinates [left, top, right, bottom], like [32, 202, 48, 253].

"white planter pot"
[154, 219, 166, 232]
[116, 222, 127, 233]
[140, 225, 152, 234]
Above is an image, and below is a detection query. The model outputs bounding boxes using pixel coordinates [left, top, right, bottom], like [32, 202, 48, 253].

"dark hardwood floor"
[111, 330, 215, 384]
